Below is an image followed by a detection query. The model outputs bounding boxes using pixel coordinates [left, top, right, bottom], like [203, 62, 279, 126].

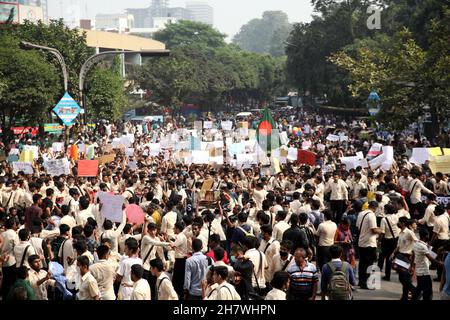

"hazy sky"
[48, 0, 314, 39]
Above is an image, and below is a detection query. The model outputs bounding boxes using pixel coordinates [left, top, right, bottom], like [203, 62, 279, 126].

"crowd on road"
[1, 108, 450, 301]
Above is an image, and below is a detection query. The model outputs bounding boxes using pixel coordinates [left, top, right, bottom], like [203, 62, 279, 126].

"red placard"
[298, 150, 316, 166]
[77, 160, 99, 177]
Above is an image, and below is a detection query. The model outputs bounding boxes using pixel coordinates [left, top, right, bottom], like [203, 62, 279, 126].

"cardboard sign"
[96, 154, 116, 165]
[429, 155, 450, 174]
[19, 150, 34, 163]
[297, 150, 316, 166]
[77, 160, 99, 177]
[52, 142, 64, 152]
[192, 150, 210, 164]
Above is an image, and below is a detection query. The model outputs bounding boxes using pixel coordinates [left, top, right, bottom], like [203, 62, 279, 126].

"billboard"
[0, 2, 19, 23]
[19, 4, 43, 23]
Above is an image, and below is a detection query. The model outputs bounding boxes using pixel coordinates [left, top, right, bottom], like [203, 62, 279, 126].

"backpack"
[327, 262, 351, 300]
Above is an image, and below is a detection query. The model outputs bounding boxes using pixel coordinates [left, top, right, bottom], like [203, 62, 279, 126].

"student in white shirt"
[210, 266, 241, 300]
[265, 271, 289, 300]
[131, 264, 151, 300]
[273, 211, 290, 242]
[116, 238, 143, 300]
[150, 258, 179, 300]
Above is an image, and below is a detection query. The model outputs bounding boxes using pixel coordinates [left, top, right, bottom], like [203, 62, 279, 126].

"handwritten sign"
[45, 158, 70, 176]
[98, 192, 124, 223]
[96, 154, 116, 165]
[297, 150, 316, 166]
[12, 162, 33, 174]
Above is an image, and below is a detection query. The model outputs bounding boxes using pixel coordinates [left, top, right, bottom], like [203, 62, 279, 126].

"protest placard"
[316, 144, 326, 152]
[221, 121, 233, 131]
[96, 153, 116, 165]
[19, 150, 34, 163]
[410, 148, 430, 165]
[428, 147, 442, 157]
[98, 192, 124, 223]
[52, 142, 64, 152]
[12, 162, 33, 174]
[203, 121, 213, 129]
[23, 145, 39, 159]
[128, 161, 138, 170]
[77, 160, 99, 177]
[192, 151, 210, 164]
[45, 158, 70, 176]
[429, 155, 450, 174]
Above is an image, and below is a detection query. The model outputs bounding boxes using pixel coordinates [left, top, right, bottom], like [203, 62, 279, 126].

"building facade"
[186, 1, 213, 26]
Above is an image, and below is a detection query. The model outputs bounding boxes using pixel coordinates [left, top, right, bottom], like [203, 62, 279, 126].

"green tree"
[9, 20, 95, 99]
[86, 57, 127, 121]
[329, 29, 427, 129]
[0, 34, 59, 133]
[153, 20, 226, 49]
[233, 11, 292, 56]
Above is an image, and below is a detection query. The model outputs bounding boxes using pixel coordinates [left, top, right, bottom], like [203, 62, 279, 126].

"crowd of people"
[0, 108, 449, 301]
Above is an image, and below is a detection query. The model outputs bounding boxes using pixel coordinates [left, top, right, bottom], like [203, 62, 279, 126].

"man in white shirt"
[357, 201, 382, 289]
[244, 236, 267, 293]
[90, 245, 117, 300]
[316, 210, 337, 271]
[14, 228, 36, 269]
[252, 183, 268, 211]
[150, 258, 179, 300]
[210, 266, 241, 300]
[76, 256, 100, 300]
[409, 171, 434, 219]
[273, 211, 290, 242]
[28, 254, 55, 300]
[325, 172, 349, 223]
[1, 217, 19, 299]
[131, 264, 151, 300]
[258, 224, 280, 286]
[161, 202, 178, 238]
[116, 238, 143, 300]
[267, 240, 294, 283]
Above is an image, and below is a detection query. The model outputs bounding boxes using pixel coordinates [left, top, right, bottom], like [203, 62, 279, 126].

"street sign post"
[52, 92, 81, 126]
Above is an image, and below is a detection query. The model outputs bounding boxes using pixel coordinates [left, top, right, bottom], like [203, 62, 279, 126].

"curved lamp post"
[79, 49, 170, 124]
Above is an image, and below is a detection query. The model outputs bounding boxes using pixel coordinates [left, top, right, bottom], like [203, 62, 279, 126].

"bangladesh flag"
[257, 108, 280, 154]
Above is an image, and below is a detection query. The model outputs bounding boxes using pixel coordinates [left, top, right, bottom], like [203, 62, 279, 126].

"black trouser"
[317, 246, 331, 272]
[412, 275, 433, 300]
[172, 258, 186, 300]
[432, 239, 450, 280]
[377, 238, 398, 280]
[1, 265, 16, 299]
[330, 200, 345, 223]
[143, 269, 157, 300]
[398, 268, 416, 301]
[186, 294, 202, 300]
[358, 246, 377, 287]
[287, 289, 313, 301]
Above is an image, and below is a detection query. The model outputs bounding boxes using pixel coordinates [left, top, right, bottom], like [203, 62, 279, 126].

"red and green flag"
[257, 108, 280, 154]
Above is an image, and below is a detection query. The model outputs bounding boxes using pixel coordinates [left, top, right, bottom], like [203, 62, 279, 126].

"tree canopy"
[232, 11, 292, 57]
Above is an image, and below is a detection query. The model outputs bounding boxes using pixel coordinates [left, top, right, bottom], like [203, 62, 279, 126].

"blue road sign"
[52, 92, 81, 126]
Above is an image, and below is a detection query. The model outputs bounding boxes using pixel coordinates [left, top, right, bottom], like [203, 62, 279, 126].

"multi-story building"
[95, 13, 134, 33]
[186, 1, 213, 26]
[0, 0, 46, 23]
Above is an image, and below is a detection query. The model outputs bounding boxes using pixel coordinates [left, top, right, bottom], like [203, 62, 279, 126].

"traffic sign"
[52, 92, 81, 126]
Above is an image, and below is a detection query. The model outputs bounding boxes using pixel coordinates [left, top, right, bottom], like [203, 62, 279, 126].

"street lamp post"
[79, 49, 170, 125]
[20, 41, 69, 92]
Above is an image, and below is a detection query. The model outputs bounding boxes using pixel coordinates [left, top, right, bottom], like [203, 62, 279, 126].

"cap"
[375, 191, 384, 196]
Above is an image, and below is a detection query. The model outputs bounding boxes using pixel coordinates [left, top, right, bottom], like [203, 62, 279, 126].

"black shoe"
[434, 277, 441, 282]
[359, 284, 369, 290]
[382, 276, 390, 281]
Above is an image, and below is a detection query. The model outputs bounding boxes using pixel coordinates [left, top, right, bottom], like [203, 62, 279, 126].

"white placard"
[52, 142, 64, 152]
[410, 148, 430, 165]
[280, 132, 289, 145]
[221, 121, 233, 131]
[288, 148, 298, 161]
[98, 192, 125, 223]
[326, 134, 340, 142]
[192, 150, 210, 164]
[203, 121, 213, 129]
[45, 158, 70, 176]
[12, 162, 33, 174]
[23, 145, 39, 159]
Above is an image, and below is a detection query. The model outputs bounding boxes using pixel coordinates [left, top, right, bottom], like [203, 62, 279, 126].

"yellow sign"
[19, 150, 34, 163]
[428, 147, 442, 157]
[429, 155, 450, 174]
[95, 153, 116, 165]
[273, 157, 281, 174]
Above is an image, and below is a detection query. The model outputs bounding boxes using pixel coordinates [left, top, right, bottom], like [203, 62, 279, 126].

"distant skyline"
[47, 0, 314, 40]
